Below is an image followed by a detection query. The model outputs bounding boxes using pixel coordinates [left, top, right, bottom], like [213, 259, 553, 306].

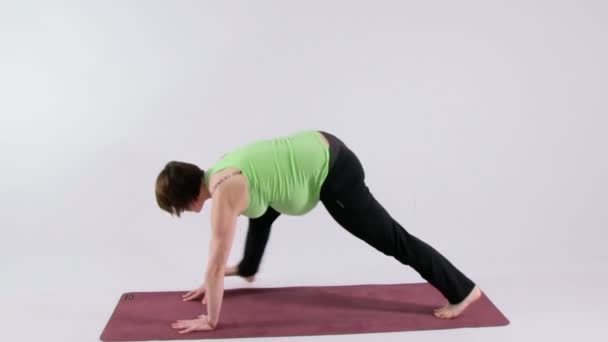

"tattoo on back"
[211, 170, 243, 195]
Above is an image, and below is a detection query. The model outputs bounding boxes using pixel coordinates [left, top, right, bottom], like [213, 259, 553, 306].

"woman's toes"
[434, 304, 448, 313]
[433, 307, 458, 319]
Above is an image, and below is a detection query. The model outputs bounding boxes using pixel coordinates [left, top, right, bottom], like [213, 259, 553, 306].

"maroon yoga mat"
[100, 282, 509, 341]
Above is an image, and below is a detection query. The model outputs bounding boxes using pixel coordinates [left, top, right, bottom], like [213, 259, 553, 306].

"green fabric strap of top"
[204, 130, 330, 218]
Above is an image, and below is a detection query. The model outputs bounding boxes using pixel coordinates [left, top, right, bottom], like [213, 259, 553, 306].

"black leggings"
[238, 131, 476, 304]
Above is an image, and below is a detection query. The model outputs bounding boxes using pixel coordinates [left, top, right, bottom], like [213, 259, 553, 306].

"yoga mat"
[100, 282, 509, 341]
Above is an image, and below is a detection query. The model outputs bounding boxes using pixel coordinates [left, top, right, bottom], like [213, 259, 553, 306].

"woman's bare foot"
[433, 285, 482, 319]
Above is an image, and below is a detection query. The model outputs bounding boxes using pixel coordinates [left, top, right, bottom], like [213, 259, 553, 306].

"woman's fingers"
[171, 317, 215, 334]
[178, 326, 197, 334]
[183, 293, 198, 301]
[182, 289, 204, 301]
[182, 289, 201, 298]
[171, 321, 186, 329]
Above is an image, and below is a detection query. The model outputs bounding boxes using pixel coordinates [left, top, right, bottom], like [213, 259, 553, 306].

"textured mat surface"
[100, 282, 509, 341]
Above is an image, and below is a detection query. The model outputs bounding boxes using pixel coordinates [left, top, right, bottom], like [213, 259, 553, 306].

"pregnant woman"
[155, 129, 482, 334]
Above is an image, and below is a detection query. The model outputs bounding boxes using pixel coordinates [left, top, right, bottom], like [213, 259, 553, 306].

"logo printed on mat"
[125, 294, 135, 301]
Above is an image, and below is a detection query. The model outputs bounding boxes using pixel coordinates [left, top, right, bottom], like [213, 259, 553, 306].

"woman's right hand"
[182, 284, 206, 302]
[182, 266, 254, 304]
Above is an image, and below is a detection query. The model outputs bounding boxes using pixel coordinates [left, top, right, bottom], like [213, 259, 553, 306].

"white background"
[1, 1, 607, 341]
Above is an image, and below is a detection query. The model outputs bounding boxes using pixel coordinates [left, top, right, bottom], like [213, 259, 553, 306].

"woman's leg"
[237, 207, 281, 277]
[319, 132, 479, 311]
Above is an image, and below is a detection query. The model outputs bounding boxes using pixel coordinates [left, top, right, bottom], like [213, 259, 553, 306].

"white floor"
[2, 237, 606, 342]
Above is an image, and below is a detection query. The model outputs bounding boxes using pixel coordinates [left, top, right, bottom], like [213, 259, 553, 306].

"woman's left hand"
[171, 314, 217, 334]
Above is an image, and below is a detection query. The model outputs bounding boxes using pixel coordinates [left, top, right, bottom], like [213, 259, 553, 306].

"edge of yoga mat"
[100, 282, 510, 341]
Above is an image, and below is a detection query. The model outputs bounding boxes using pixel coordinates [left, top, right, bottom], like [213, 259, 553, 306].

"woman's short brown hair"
[155, 161, 205, 217]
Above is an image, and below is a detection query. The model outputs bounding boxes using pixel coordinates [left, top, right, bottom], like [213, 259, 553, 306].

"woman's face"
[184, 180, 211, 214]
[187, 195, 205, 213]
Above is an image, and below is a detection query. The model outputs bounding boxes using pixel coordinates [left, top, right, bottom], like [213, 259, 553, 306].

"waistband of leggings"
[318, 130, 342, 171]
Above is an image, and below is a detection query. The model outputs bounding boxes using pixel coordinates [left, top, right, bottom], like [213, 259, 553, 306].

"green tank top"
[203, 130, 330, 218]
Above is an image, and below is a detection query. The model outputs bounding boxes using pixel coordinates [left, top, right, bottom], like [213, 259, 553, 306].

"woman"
[155, 129, 482, 334]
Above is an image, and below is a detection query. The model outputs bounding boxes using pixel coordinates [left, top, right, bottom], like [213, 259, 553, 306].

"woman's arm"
[203, 180, 245, 327]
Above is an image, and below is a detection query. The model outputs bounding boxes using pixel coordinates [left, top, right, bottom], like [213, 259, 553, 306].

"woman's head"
[155, 161, 208, 217]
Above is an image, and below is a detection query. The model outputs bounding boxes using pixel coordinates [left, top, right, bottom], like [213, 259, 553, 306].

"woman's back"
[204, 130, 330, 218]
